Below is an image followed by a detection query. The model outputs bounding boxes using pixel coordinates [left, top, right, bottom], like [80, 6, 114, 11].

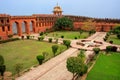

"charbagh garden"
[0, 17, 120, 80]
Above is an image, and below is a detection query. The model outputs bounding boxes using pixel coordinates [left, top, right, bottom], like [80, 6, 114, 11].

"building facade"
[0, 5, 120, 40]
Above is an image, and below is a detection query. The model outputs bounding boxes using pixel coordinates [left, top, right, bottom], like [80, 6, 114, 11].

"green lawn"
[45, 31, 89, 39]
[107, 35, 120, 45]
[86, 52, 120, 80]
[0, 40, 67, 74]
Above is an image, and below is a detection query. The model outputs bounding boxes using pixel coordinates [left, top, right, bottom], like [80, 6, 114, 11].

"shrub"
[49, 38, 52, 43]
[63, 40, 71, 48]
[52, 45, 59, 56]
[74, 37, 77, 39]
[106, 32, 110, 36]
[36, 55, 45, 65]
[93, 48, 100, 54]
[109, 40, 113, 44]
[117, 33, 120, 39]
[38, 36, 44, 41]
[103, 37, 107, 41]
[0, 65, 6, 76]
[8, 34, 13, 38]
[61, 35, 64, 38]
[111, 46, 117, 52]
[0, 55, 6, 77]
[39, 32, 44, 36]
[106, 46, 112, 53]
[21, 36, 24, 40]
[26, 35, 30, 39]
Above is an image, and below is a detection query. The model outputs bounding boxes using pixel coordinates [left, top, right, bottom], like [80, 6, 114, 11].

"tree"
[54, 17, 73, 30]
[66, 57, 82, 80]
[52, 45, 59, 56]
[63, 40, 71, 48]
[36, 55, 45, 65]
[66, 57, 88, 80]
[93, 48, 100, 54]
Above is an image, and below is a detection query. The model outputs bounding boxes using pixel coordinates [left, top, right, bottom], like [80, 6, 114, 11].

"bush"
[26, 35, 30, 39]
[0, 38, 20, 44]
[109, 40, 113, 44]
[61, 35, 64, 38]
[8, 34, 13, 38]
[38, 36, 44, 41]
[93, 48, 100, 54]
[0, 65, 6, 76]
[117, 33, 120, 39]
[21, 36, 24, 40]
[106, 46, 112, 53]
[103, 37, 107, 41]
[111, 46, 117, 52]
[106, 32, 110, 36]
[49, 38, 52, 43]
[39, 32, 44, 36]
[36, 55, 45, 65]
[74, 37, 77, 39]
[52, 45, 59, 56]
[106, 46, 118, 52]
[63, 40, 71, 48]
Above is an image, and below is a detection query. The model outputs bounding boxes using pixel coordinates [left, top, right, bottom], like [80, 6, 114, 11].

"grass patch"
[0, 40, 67, 74]
[44, 31, 89, 39]
[107, 35, 120, 45]
[86, 52, 120, 80]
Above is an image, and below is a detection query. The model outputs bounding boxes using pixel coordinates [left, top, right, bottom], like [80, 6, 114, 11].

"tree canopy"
[54, 17, 73, 30]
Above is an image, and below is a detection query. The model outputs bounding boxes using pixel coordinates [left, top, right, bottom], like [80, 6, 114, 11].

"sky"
[0, 0, 120, 19]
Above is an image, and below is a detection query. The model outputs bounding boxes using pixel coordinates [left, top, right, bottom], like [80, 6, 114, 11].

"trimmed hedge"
[0, 38, 20, 44]
[38, 36, 44, 41]
[36, 55, 45, 65]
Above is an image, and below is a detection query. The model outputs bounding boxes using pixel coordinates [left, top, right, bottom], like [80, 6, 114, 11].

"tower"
[53, 3, 63, 16]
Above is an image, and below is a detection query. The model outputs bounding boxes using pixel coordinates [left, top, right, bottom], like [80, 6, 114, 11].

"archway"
[12, 22, 19, 35]
[30, 21, 35, 32]
[21, 21, 27, 34]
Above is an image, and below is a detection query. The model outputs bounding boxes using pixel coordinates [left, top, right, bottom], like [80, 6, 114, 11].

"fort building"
[0, 4, 120, 40]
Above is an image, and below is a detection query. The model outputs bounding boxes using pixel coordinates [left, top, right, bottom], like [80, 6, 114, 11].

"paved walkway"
[16, 48, 79, 80]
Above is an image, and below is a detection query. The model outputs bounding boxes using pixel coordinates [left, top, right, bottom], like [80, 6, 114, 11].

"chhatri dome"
[53, 3, 63, 16]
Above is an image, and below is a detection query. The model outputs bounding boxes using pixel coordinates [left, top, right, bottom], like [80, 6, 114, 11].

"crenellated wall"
[0, 14, 120, 40]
